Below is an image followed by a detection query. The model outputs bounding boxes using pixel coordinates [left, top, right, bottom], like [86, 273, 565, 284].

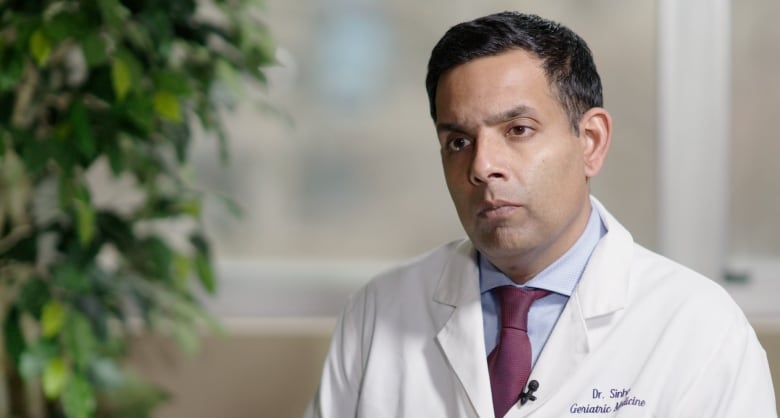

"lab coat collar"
[576, 196, 632, 319]
[433, 240, 479, 307]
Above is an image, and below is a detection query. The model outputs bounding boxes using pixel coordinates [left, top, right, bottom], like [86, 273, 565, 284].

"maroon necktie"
[487, 286, 550, 418]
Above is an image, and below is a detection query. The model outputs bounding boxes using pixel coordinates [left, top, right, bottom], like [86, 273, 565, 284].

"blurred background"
[125, 0, 780, 417]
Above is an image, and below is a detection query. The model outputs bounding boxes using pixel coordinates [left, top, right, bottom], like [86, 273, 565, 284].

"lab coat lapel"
[518, 198, 633, 416]
[434, 241, 495, 418]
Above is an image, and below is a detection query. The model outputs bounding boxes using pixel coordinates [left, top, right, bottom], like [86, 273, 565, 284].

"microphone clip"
[519, 380, 539, 405]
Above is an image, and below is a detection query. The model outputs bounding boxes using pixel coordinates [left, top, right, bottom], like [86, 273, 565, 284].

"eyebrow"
[435, 104, 536, 134]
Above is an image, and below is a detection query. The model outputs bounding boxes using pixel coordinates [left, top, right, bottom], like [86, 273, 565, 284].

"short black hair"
[425, 12, 603, 133]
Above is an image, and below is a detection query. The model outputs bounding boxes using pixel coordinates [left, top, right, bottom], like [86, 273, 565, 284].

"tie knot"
[496, 286, 550, 331]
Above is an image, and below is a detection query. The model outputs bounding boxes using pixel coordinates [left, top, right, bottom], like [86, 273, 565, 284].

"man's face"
[434, 49, 595, 282]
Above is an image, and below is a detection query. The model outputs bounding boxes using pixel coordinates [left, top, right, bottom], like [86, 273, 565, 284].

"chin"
[470, 229, 534, 257]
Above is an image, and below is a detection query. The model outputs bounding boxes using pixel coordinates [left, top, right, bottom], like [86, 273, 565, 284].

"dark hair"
[425, 12, 603, 133]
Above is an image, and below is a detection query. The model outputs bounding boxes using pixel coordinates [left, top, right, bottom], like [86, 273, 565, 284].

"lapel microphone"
[519, 380, 540, 405]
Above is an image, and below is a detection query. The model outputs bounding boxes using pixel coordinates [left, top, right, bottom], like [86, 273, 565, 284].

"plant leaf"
[53, 263, 91, 292]
[73, 197, 96, 246]
[41, 300, 68, 338]
[111, 56, 132, 101]
[0, 52, 25, 92]
[62, 312, 97, 371]
[97, 0, 130, 27]
[119, 95, 155, 134]
[43, 357, 69, 399]
[29, 29, 51, 66]
[69, 100, 96, 158]
[45, 10, 89, 41]
[81, 33, 108, 67]
[123, 21, 154, 52]
[172, 253, 190, 287]
[154, 70, 191, 96]
[135, 236, 174, 282]
[189, 233, 216, 293]
[194, 252, 215, 294]
[61, 375, 96, 418]
[153, 91, 181, 122]
[18, 277, 51, 317]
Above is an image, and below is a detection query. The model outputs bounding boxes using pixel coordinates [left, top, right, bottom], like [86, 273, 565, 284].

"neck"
[486, 199, 593, 284]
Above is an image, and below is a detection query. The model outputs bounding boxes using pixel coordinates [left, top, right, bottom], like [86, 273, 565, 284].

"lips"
[477, 200, 522, 218]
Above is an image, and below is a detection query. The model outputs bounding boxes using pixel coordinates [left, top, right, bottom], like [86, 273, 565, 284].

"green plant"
[0, 0, 273, 417]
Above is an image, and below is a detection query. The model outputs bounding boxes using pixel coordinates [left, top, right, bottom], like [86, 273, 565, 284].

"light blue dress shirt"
[480, 205, 606, 365]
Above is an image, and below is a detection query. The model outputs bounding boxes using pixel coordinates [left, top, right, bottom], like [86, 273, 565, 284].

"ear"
[578, 107, 612, 178]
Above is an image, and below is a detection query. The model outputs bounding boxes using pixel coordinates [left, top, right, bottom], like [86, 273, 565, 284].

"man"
[305, 12, 776, 418]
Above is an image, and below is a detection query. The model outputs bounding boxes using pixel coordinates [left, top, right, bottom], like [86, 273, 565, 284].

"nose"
[469, 136, 509, 185]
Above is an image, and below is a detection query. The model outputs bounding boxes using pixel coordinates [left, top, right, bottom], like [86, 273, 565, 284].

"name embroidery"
[569, 388, 647, 414]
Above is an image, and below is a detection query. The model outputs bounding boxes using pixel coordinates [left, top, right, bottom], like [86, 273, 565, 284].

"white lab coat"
[305, 199, 777, 417]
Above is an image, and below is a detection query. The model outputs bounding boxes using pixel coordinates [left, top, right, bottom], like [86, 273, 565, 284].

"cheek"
[443, 164, 468, 204]
[530, 151, 564, 185]
[528, 148, 584, 203]
[550, 141, 584, 176]
[442, 157, 469, 187]
[442, 163, 458, 191]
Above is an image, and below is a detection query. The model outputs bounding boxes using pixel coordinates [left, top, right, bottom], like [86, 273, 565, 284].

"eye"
[508, 125, 532, 137]
[446, 136, 472, 153]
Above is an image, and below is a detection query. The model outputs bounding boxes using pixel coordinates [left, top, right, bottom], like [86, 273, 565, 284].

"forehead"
[434, 49, 559, 124]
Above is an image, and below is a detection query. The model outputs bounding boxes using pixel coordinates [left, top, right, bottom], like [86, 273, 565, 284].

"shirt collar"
[479, 202, 606, 296]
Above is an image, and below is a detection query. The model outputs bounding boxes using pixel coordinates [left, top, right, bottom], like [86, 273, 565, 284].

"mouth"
[477, 200, 522, 219]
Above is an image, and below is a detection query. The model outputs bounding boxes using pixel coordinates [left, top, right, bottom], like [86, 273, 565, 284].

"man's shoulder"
[631, 244, 724, 290]
[628, 244, 747, 322]
[593, 198, 739, 314]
